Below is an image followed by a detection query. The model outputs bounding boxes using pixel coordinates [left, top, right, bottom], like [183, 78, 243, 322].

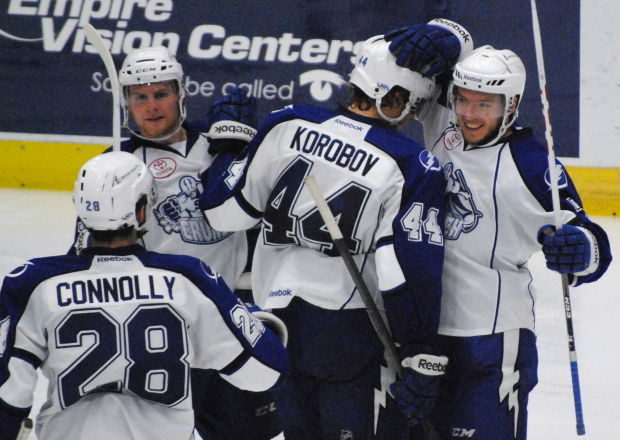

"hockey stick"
[304, 175, 401, 372]
[304, 175, 441, 440]
[530, 0, 586, 435]
[83, 23, 121, 152]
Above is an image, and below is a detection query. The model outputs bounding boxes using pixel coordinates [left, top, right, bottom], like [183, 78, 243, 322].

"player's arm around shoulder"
[175, 256, 288, 392]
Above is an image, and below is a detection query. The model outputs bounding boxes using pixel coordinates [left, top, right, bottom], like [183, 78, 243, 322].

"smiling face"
[453, 87, 507, 146]
[126, 81, 184, 143]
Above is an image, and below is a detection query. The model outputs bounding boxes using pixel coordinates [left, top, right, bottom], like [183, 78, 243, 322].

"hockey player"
[0, 152, 288, 440]
[203, 36, 448, 439]
[384, 20, 613, 439]
[72, 46, 283, 440]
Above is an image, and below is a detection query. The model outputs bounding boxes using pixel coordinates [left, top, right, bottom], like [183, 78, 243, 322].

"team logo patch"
[418, 150, 441, 172]
[443, 126, 463, 150]
[443, 162, 483, 240]
[148, 157, 177, 179]
[200, 261, 220, 283]
[153, 176, 233, 244]
[544, 164, 569, 190]
[6, 261, 33, 278]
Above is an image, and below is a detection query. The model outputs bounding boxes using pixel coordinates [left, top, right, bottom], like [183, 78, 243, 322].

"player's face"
[380, 89, 413, 127]
[454, 88, 505, 145]
[127, 81, 181, 140]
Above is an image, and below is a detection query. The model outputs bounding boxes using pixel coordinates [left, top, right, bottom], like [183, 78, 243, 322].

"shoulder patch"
[419, 150, 441, 173]
[6, 261, 34, 278]
[544, 163, 569, 190]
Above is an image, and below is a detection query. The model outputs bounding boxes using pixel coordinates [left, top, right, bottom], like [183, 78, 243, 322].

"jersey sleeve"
[202, 107, 298, 232]
[376, 150, 446, 354]
[154, 256, 288, 392]
[0, 264, 43, 439]
[509, 129, 612, 285]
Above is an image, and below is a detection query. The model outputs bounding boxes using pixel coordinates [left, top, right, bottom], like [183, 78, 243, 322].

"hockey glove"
[245, 303, 288, 346]
[206, 87, 258, 155]
[537, 224, 593, 274]
[390, 353, 448, 427]
[385, 23, 460, 77]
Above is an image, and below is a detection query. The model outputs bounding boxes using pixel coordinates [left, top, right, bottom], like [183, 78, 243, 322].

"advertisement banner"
[0, 0, 579, 156]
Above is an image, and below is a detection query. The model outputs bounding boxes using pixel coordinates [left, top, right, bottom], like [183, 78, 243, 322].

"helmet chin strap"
[124, 118, 184, 144]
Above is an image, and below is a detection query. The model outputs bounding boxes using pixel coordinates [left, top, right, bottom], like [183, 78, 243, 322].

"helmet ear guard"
[349, 36, 436, 124]
[74, 152, 157, 233]
[449, 45, 526, 146]
[119, 46, 187, 141]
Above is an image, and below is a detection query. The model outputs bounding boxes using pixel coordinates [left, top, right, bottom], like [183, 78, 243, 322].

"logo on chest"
[443, 162, 483, 240]
[148, 157, 177, 179]
[442, 125, 463, 151]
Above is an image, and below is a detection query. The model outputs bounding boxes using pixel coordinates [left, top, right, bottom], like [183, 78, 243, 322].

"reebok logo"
[269, 288, 293, 297]
[404, 354, 448, 376]
[463, 74, 482, 83]
[433, 18, 471, 43]
[334, 118, 363, 131]
[96, 256, 134, 263]
[212, 124, 257, 138]
[417, 358, 447, 373]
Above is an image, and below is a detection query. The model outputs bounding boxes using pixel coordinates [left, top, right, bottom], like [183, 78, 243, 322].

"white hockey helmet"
[349, 36, 436, 124]
[449, 45, 526, 146]
[119, 46, 187, 140]
[74, 152, 157, 232]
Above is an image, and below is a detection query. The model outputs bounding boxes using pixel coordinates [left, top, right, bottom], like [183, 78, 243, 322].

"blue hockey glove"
[537, 224, 592, 274]
[385, 23, 461, 77]
[206, 87, 258, 155]
[244, 303, 288, 346]
[390, 353, 448, 427]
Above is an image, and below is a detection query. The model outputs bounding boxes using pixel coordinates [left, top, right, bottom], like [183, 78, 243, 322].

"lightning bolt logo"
[373, 357, 397, 434]
[498, 331, 521, 438]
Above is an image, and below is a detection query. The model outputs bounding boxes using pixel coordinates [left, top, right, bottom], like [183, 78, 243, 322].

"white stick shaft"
[83, 23, 121, 152]
[530, 0, 562, 228]
[531, 1, 586, 435]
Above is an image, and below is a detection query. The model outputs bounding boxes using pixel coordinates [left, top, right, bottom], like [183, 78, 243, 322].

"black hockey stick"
[530, 0, 585, 435]
[304, 175, 440, 440]
[304, 175, 401, 371]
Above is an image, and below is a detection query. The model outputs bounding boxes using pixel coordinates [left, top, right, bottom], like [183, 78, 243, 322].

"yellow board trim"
[0, 140, 107, 191]
[0, 140, 618, 216]
[566, 166, 620, 217]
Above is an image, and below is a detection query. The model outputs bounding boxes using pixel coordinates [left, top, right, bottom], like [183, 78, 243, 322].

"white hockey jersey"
[0, 246, 286, 440]
[421, 103, 611, 337]
[204, 104, 446, 347]
[73, 122, 248, 289]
